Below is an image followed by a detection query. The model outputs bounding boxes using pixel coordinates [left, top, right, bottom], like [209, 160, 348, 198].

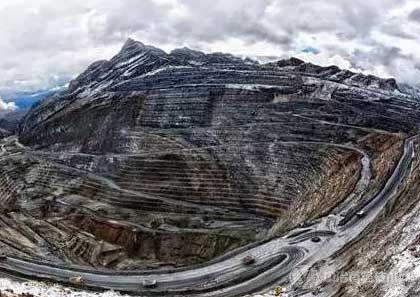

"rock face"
[18, 39, 420, 221]
[0, 39, 420, 295]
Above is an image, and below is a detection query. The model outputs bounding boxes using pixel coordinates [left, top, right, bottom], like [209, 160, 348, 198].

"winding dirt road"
[0, 135, 417, 297]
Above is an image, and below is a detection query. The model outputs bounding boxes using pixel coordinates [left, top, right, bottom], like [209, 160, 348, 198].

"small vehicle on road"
[311, 236, 321, 243]
[142, 279, 158, 288]
[69, 275, 85, 285]
[298, 220, 314, 228]
[273, 286, 285, 296]
[241, 255, 256, 265]
[356, 210, 366, 218]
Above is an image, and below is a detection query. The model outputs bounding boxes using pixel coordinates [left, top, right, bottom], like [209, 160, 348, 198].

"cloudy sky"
[1, 0, 420, 100]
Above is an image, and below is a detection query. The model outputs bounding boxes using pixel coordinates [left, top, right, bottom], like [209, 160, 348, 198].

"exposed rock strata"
[0, 39, 418, 296]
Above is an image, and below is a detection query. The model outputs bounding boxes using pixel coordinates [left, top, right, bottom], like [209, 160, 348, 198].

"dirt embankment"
[294, 136, 420, 297]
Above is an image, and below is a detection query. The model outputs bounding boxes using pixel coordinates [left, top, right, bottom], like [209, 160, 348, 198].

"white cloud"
[0, 96, 17, 113]
[1, 0, 420, 94]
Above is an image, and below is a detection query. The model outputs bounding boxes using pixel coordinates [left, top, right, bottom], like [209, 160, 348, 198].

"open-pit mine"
[0, 39, 420, 296]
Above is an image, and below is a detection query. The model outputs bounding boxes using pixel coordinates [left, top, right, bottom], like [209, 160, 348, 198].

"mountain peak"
[121, 38, 146, 51]
[66, 39, 402, 97]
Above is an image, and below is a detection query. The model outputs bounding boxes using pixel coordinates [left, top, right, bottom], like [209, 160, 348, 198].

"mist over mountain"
[3, 1, 420, 97]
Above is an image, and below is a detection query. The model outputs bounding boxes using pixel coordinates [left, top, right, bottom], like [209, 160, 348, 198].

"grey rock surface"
[0, 39, 419, 296]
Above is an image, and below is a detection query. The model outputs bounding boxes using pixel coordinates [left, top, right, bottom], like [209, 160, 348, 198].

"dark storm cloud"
[380, 23, 416, 40]
[349, 43, 420, 84]
[351, 45, 406, 70]
[409, 7, 420, 22]
[0, 0, 419, 96]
